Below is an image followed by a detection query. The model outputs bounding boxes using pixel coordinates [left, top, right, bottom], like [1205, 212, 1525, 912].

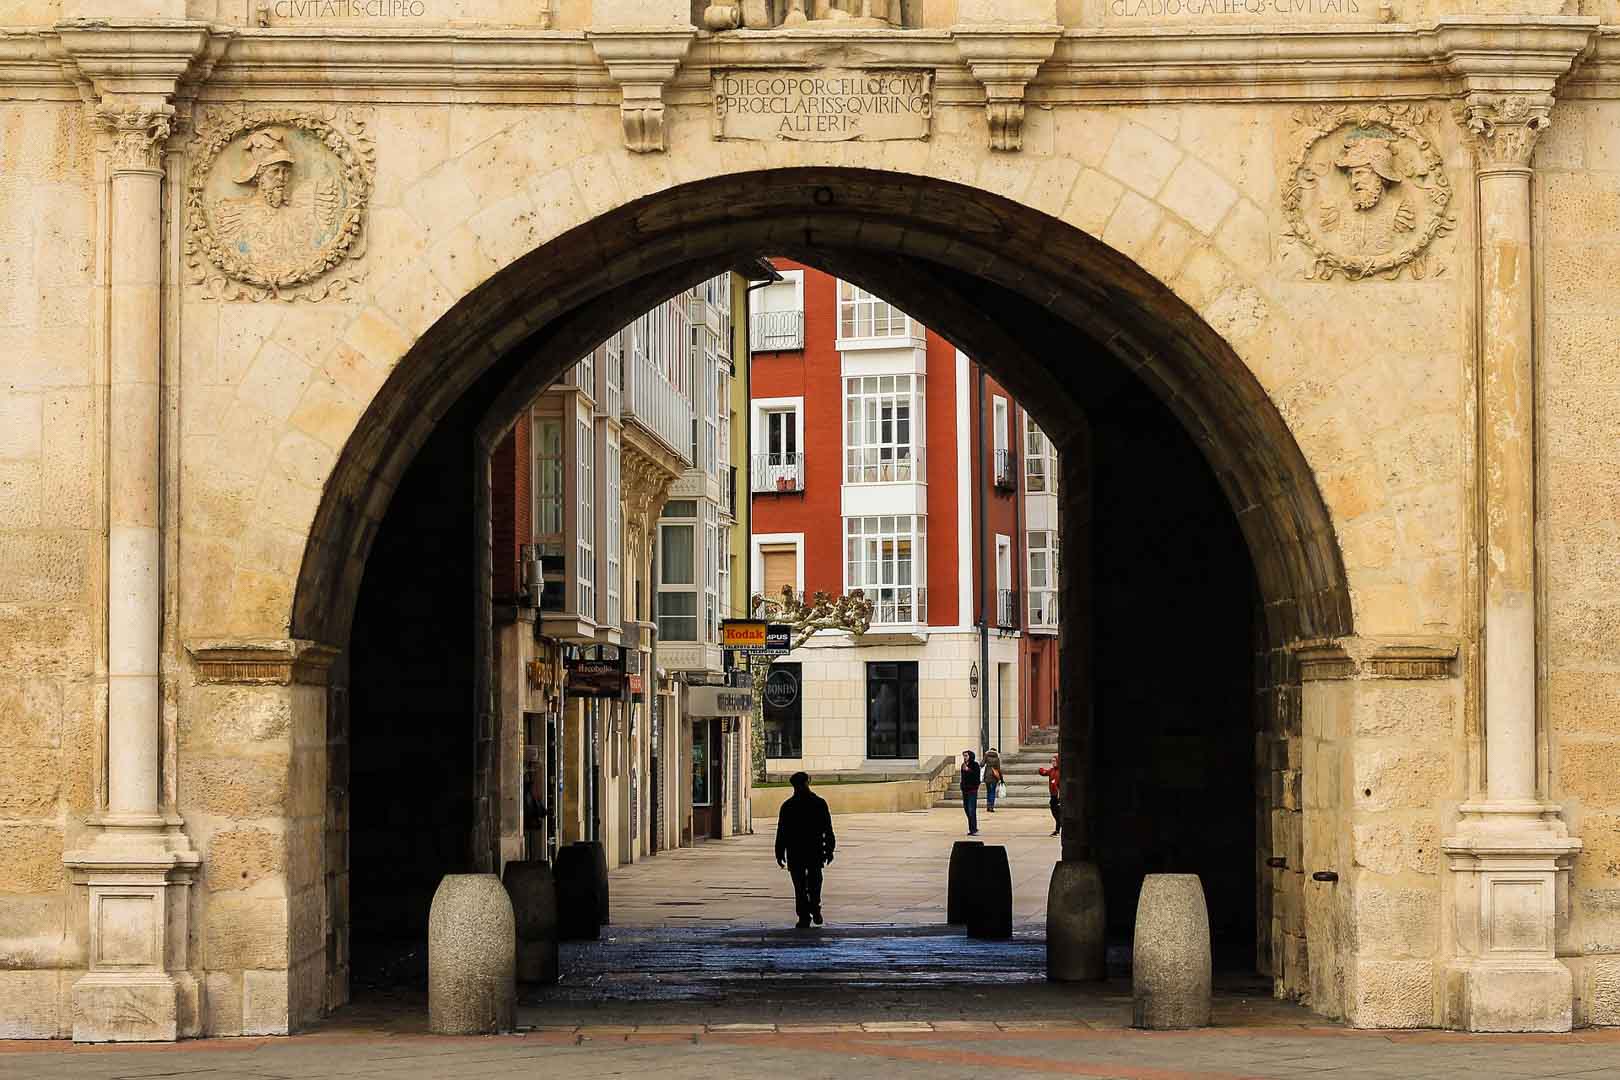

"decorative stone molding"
[183, 106, 373, 302]
[953, 26, 1060, 152]
[187, 638, 340, 685]
[587, 28, 696, 153]
[94, 102, 175, 172]
[1364, 641, 1457, 679]
[1281, 103, 1454, 281]
[1459, 92, 1554, 171]
[1291, 641, 1355, 682]
[1288, 637, 1457, 680]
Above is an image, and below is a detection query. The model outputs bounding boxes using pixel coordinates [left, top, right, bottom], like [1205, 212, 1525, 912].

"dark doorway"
[1089, 377, 1261, 972]
[865, 661, 920, 759]
[345, 397, 479, 986]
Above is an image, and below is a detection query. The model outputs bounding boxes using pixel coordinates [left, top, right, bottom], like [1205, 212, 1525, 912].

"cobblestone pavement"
[7, 811, 1619, 1077]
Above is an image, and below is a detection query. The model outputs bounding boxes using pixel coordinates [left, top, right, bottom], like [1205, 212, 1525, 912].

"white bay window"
[844, 374, 925, 484]
[846, 515, 927, 625]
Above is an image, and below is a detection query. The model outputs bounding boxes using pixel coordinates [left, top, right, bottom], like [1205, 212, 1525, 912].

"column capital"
[92, 101, 175, 172]
[1460, 92, 1555, 171]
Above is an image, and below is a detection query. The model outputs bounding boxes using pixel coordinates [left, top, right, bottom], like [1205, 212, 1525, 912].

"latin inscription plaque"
[714, 69, 932, 143]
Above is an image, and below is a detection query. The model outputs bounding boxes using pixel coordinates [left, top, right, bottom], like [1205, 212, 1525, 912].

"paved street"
[6, 809, 1620, 1077]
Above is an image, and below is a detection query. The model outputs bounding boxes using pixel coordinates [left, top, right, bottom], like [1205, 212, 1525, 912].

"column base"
[1442, 807, 1580, 1033]
[1443, 960, 1572, 1033]
[1046, 860, 1106, 981]
[72, 971, 200, 1043]
[64, 824, 202, 1043]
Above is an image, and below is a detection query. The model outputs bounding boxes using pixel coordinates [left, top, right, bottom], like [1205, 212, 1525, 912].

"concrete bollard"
[554, 843, 601, 941]
[947, 840, 983, 925]
[1131, 873, 1212, 1030]
[966, 844, 1013, 941]
[427, 873, 516, 1035]
[502, 860, 560, 985]
[1046, 860, 1106, 982]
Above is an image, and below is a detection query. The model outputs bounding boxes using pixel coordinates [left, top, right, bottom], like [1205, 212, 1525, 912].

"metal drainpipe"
[976, 364, 990, 755]
[649, 524, 661, 853]
[1011, 402, 1024, 750]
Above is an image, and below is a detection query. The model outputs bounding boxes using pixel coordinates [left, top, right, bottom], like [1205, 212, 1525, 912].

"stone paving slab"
[5, 1025, 1620, 1079]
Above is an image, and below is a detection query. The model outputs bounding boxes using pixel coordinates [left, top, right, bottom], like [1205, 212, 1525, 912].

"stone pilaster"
[1439, 30, 1589, 1030]
[55, 20, 216, 1043]
[61, 97, 201, 1045]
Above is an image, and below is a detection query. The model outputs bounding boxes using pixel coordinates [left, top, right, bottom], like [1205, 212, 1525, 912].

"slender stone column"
[1441, 89, 1580, 1034]
[61, 98, 201, 1044]
[102, 103, 171, 825]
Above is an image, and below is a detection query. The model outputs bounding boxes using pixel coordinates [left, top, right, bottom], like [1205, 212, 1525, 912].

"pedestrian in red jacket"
[1037, 754, 1061, 837]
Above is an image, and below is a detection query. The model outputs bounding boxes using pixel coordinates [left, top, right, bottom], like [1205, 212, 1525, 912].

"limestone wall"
[0, 100, 99, 1039]
[1539, 96, 1620, 1028]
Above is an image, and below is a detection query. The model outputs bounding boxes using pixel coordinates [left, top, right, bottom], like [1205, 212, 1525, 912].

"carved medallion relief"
[1281, 104, 1454, 281]
[184, 108, 374, 301]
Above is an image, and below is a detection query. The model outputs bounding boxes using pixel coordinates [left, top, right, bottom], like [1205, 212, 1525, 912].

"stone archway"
[287, 167, 1352, 1019]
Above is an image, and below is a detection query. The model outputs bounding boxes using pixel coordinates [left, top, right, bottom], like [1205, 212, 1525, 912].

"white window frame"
[751, 269, 805, 352]
[845, 514, 927, 626]
[532, 412, 565, 559]
[575, 407, 594, 617]
[751, 533, 806, 612]
[603, 433, 621, 627]
[996, 534, 1012, 594]
[752, 396, 805, 492]
[657, 501, 699, 642]
[844, 374, 925, 484]
[836, 280, 916, 346]
[1025, 415, 1054, 494]
[1028, 529, 1058, 628]
[993, 396, 1009, 456]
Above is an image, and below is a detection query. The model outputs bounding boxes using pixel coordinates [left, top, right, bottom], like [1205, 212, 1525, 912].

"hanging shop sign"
[721, 619, 766, 649]
[565, 654, 625, 697]
[628, 673, 644, 696]
[721, 619, 792, 656]
[686, 685, 755, 718]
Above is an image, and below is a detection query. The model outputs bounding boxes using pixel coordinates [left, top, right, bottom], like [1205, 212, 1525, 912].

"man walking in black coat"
[775, 772, 836, 929]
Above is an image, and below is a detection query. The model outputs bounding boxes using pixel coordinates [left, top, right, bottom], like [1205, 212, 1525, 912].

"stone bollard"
[502, 860, 560, 984]
[1131, 873, 1212, 1030]
[427, 873, 516, 1035]
[577, 840, 611, 926]
[1047, 860, 1106, 981]
[554, 843, 601, 941]
[947, 840, 983, 925]
[966, 845, 1013, 941]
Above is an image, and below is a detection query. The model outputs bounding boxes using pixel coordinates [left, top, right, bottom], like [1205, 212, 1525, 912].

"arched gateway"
[1, 0, 1615, 1044]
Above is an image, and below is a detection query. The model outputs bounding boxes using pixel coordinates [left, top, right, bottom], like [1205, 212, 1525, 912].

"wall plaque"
[714, 69, 932, 143]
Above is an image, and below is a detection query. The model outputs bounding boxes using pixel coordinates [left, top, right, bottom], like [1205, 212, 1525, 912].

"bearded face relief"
[257, 160, 291, 208]
[188, 111, 370, 300]
[1281, 106, 1454, 281]
[1345, 163, 1385, 211]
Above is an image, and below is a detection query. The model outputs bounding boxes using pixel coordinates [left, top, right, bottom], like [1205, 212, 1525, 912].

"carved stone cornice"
[1287, 636, 1459, 682]
[93, 101, 174, 171]
[187, 638, 339, 685]
[53, 20, 215, 100]
[1460, 92, 1553, 171]
[953, 24, 1060, 152]
[587, 27, 697, 153]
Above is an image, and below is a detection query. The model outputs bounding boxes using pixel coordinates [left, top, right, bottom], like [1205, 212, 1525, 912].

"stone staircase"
[933, 728, 1059, 809]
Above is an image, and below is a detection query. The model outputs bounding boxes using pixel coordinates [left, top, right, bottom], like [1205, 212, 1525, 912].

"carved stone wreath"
[1281, 104, 1454, 282]
[184, 107, 374, 302]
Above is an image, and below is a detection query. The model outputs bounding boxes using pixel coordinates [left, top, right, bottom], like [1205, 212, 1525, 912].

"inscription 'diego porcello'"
[714, 69, 932, 143]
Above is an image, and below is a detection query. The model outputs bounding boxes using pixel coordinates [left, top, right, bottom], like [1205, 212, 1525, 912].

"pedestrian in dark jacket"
[960, 749, 982, 836]
[775, 772, 836, 928]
